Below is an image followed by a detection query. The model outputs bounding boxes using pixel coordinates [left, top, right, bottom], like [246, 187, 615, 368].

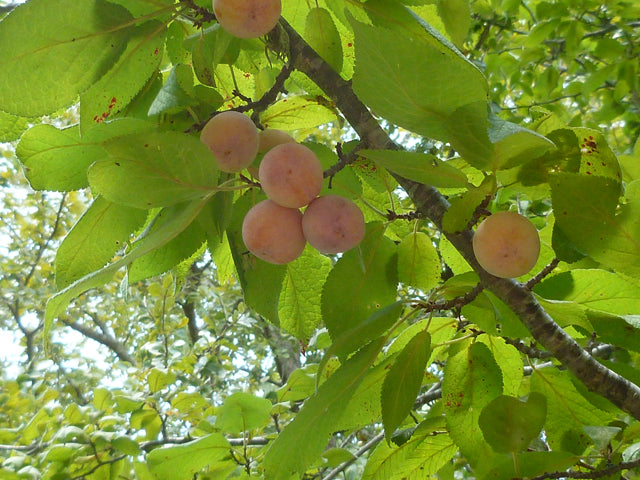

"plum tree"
[258, 128, 296, 153]
[258, 143, 323, 208]
[242, 199, 306, 264]
[212, 0, 282, 39]
[200, 111, 259, 173]
[302, 195, 366, 254]
[472, 211, 540, 278]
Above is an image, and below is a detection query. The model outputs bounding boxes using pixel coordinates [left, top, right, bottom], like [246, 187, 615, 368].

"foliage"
[1, 0, 640, 479]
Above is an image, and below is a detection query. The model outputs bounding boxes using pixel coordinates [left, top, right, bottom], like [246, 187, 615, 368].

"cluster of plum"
[209, 0, 541, 278]
[200, 111, 366, 265]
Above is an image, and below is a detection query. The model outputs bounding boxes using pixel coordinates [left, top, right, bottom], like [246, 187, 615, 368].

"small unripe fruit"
[213, 0, 282, 39]
[258, 128, 296, 153]
[302, 195, 366, 254]
[200, 111, 259, 173]
[472, 211, 540, 278]
[259, 143, 324, 208]
[242, 199, 306, 264]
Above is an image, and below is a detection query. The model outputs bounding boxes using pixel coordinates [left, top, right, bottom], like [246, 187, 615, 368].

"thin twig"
[321, 432, 385, 480]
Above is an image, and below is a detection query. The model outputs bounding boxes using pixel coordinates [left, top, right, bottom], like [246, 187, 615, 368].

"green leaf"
[490, 117, 556, 170]
[327, 301, 404, 362]
[442, 175, 495, 233]
[442, 341, 503, 466]
[333, 359, 389, 431]
[263, 338, 385, 480]
[227, 192, 286, 325]
[483, 451, 578, 480]
[0, 0, 134, 116]
[45, 196, 209, 334]
[17, 119, 156, 191]
[550, 172, 625, 265]
[147, 368, 176, 394]
[148, 63, 199, 116]
[88, 131, 218, 208]
[55, 196, 147, 289]
[363, 422, 457, 480]
[0, 110, 29, 142]
[478, 393, 547, 453]
[215, 392, 272, 434]
[444, 102, 493, 170]
[397, 232, 441, 292]
[260, 95, 338, 130]
[80, 20, 166, 130]
[437, 0, 471, 47]
[305, 7, 343, 73]
[279, 247, 332, 340]
[535, 269, 640, 316]
[128, 206, 208, 283]
[358, 150, 469, 188]
[531, 369, 612, 453]
[322, 223, 398, 341]
[477, 335, 524, 397]
[352, 17, 488, 142]
[147, 433, 231, 480]
[382, 330, 431, 440]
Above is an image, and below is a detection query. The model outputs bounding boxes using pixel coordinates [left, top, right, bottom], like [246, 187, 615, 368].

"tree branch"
[277, 18, 640, 420]
[525, 457, 640, 480]
[61, 318, 136, 365]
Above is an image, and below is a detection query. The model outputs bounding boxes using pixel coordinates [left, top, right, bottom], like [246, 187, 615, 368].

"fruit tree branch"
[276, 18, 640, 420]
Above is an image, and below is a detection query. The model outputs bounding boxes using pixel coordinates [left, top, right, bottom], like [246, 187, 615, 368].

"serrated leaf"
[17, 119, 156, 191]
[56, 196, 147, 289]
[382, 330, 431, 440]
[88, 131, 218, 208]
[147, 433, 231, 480]
[535, 269, 640, 316]
[442, 341, 503, 466]
[479, 393, 547, 453]
[260, 95, 338, 130]
[305, 7, 343, 73]
[80, 20, 166, 131]
[363, 426, 457, 480]
[0, 0, 133, 116]
[477, 335, 524, 397]
[352, 17, 487, 142]
[333, 359, 389, 431]
[397, 232, 441, 292]
[531, 369, 612, 452]
[0, 110, 29, 142]
[359, 150, 469, 188]
[279, 247, 332, 340]
[263, 338, 384, 480]
[46, 196, 209, 338]
[215, 392, 272, 434]
[321, 223, 398, 341]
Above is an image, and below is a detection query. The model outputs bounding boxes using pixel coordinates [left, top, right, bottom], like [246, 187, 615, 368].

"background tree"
[1, 0, 640, 479]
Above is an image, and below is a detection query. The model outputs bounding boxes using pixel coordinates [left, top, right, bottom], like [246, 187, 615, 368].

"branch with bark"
[273, 19, 640, 420]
